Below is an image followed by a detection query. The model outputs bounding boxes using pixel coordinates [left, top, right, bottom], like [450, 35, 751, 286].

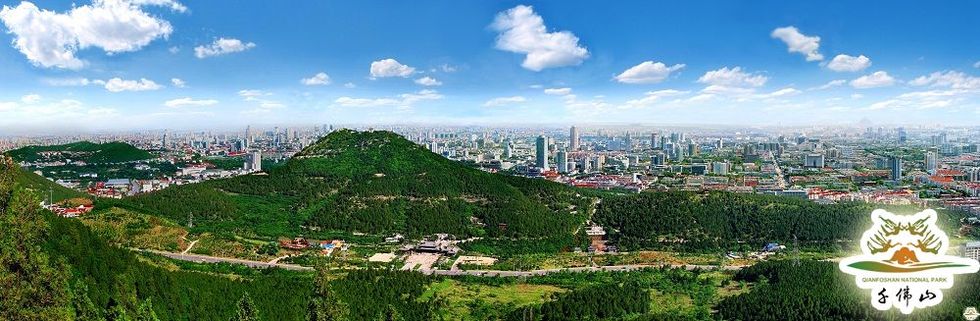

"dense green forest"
[102, 130, 593, 240]
[13, 166, 88, 202]
[6, 141, 155, 163]
[717, 260, 980, 321]
[4, 154, 978, 320]
[593, 191, 968, 252]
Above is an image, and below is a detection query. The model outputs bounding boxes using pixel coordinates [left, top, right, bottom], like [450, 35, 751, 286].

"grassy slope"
[6, 141, 154, 163]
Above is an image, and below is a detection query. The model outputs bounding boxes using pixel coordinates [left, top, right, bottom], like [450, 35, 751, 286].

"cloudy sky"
[1, 0, 979, 132]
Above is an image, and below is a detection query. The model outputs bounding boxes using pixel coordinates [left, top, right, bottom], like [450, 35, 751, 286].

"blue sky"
[1, 0, 979, 133]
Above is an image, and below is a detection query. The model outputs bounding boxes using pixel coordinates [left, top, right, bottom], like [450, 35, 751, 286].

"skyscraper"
[556, 149, 568, 173]
[624, 132, 633, 152]
[503, 139, 513, 158]
[805, 154, 825, 168]
[889, 156, 902, 181]
[536, 135, 549, 170]
[650, 133, 660, 149]
[925, 149, 938, 175]
[570, 126, 580, 151]
[245, 150, 262, 172]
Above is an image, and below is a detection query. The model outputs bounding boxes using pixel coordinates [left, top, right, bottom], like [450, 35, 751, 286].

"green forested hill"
[106, 130, 592, 240]
[13, 167, 87, 202]
[593, 191, 968, 252]
[7, 141, 154, 163]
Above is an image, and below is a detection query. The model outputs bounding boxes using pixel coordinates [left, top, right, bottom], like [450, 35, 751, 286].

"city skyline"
[1, 0, 980, 134]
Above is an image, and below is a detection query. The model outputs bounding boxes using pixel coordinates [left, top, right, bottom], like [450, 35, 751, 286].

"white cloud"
[700, 85, 755, 97]
[343, 82, 357, 88]
[43, 77, 103, 87]
[908, 71, 980, 90]
[334, 97, 400, 107]
[491, 5, 589, 71]
[171, 78, 186, 88]
[334, 90, 443, 107]
[483, 96, 527, 107]
[164, 97, 218, 108]
[399, 89, 443, 104]
[868, 89, 972, 110]
[238, 89, 268, 98]
[414, 76, 442, 86]
[826, 54, 871, 72]
[237, 89, 284, 110]
[623, 89, 689, 108]
[370, 58, 415, 78]
[0, 0, 180, 69]
[756, 87, 801, 99]
[850, 71, 896, 89]
[104, 77, 162, 92]
[771, 26, 823, 61]
[0, 101, 17, 112]
[813, 79, 846, 90]
[301, 72, 331, 86]
[974, 61, 980, 68]
[21, 94, 41, 104]
[614, 61, 685, 84]
[128, 0, 186, 12]
[437, 64, 457, 73]
[697, 67, 768, 87]
[543, 87, 572, 95]
[194, 38, 255, 58]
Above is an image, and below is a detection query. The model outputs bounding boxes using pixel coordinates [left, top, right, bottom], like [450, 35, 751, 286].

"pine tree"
[231, 292, 261, 321]
[0, 156, 73, 320]
[135, 298, 160, 321]
[376, 305, 404, 321]
[306, 264, 350, 321]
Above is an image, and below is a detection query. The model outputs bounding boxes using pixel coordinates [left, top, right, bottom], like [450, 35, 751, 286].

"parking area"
[401, 252, 441, 271]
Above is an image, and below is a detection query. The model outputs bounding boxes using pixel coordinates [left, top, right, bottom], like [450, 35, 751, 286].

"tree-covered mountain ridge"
[6, 141, 154, 163]
[107, 129, 592, 240]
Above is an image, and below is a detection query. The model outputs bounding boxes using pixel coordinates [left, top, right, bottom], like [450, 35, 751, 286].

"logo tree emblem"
[840, 209, 979, 314]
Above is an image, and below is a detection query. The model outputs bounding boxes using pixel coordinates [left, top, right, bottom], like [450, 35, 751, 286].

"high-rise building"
[245, 150, 262, 172]
[570, 126, 580, 151]
[624, 132, 633, 152]
[651, 152, 666, 166]
[925, 149, 938, 175]
[804, 154, 825, 168]
[536, 135, 549, 170]
[889, 156, 902, 181]
[712, 161, 729, 175]
[503, 139, 513, 158]
[556, 149, 569, 173]
[579, 158, 591, 173]
[897, 127, 907, 144]
[651, 133, 660, 149]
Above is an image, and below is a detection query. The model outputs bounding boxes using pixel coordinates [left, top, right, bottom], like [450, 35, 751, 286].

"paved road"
[136, 248, 744, 276]
[427, 263, 744, 277]
[136, 249, 314, 271]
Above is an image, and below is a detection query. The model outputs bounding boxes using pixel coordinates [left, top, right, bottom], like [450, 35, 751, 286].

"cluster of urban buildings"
[393, 125, 980, 216]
